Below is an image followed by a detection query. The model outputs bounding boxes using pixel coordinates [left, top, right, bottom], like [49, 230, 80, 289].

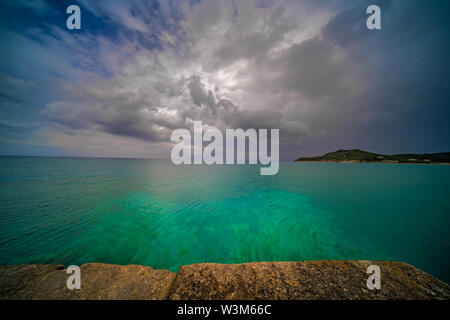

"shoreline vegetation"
[295, 149, 450, 164]
[1, 260, 449, 300]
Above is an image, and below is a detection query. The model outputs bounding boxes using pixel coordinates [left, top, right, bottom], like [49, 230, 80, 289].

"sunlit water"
[0, 157, 449, 282]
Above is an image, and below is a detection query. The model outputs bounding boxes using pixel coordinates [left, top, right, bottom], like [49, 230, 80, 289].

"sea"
[0, 156, 449, 282]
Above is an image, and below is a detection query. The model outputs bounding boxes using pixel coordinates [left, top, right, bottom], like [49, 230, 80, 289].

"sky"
[0, 0, 449, 160]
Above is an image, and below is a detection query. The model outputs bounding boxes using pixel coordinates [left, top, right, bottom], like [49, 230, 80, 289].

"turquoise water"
[0, 157, 449, 283]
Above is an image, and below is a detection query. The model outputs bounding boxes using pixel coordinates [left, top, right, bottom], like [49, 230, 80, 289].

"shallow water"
[0, 157, 449, 282]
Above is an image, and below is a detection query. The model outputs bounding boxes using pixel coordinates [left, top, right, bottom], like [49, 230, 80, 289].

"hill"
[295, 149, 450, 164]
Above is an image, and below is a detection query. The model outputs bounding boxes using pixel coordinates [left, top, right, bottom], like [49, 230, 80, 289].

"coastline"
[295, 160, 450, 165]
[1, 260, 449, 300]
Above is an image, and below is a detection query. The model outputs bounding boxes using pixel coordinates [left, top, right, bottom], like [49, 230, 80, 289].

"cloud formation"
[0, 0, 449, 158]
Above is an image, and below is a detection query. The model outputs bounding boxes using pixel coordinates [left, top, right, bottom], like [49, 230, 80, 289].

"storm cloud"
[0, 0, 448, 159]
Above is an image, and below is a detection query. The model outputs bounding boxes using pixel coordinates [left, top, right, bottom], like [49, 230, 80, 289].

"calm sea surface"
[0, 157, 449, 282]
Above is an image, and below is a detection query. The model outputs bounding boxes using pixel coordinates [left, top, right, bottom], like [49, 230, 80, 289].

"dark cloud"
[0, 0, 449, 158]
[213, 5, 296, 64]
[0, 73, 36, 106]
[316, 0, 450, 154]
[281, 37, 351, 99]
[322, 0, 393, 46]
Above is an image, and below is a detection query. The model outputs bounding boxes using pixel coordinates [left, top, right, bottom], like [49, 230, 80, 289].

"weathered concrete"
[0, 263, 176, 300]
[0, 261, 448, 300]
[169, 260, 450, 300]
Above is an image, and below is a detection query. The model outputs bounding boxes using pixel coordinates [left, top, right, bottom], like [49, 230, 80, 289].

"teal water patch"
[0, 157, 449, 282]
[68, 189, 363, 272]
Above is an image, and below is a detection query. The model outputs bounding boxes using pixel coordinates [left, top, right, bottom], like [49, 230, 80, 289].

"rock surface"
[0, 263, 175, 300]
[169, 260, 450, 300]
[0, 261, 448, 300]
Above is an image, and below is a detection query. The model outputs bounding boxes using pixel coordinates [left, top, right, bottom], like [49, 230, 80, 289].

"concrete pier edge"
[0, 260, 449, 300]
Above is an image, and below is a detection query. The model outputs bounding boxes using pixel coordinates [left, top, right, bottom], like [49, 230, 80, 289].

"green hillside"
[295, 149, 450, 164]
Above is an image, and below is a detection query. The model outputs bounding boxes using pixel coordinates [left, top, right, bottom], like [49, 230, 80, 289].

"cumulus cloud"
[44, 1, 330, 155]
